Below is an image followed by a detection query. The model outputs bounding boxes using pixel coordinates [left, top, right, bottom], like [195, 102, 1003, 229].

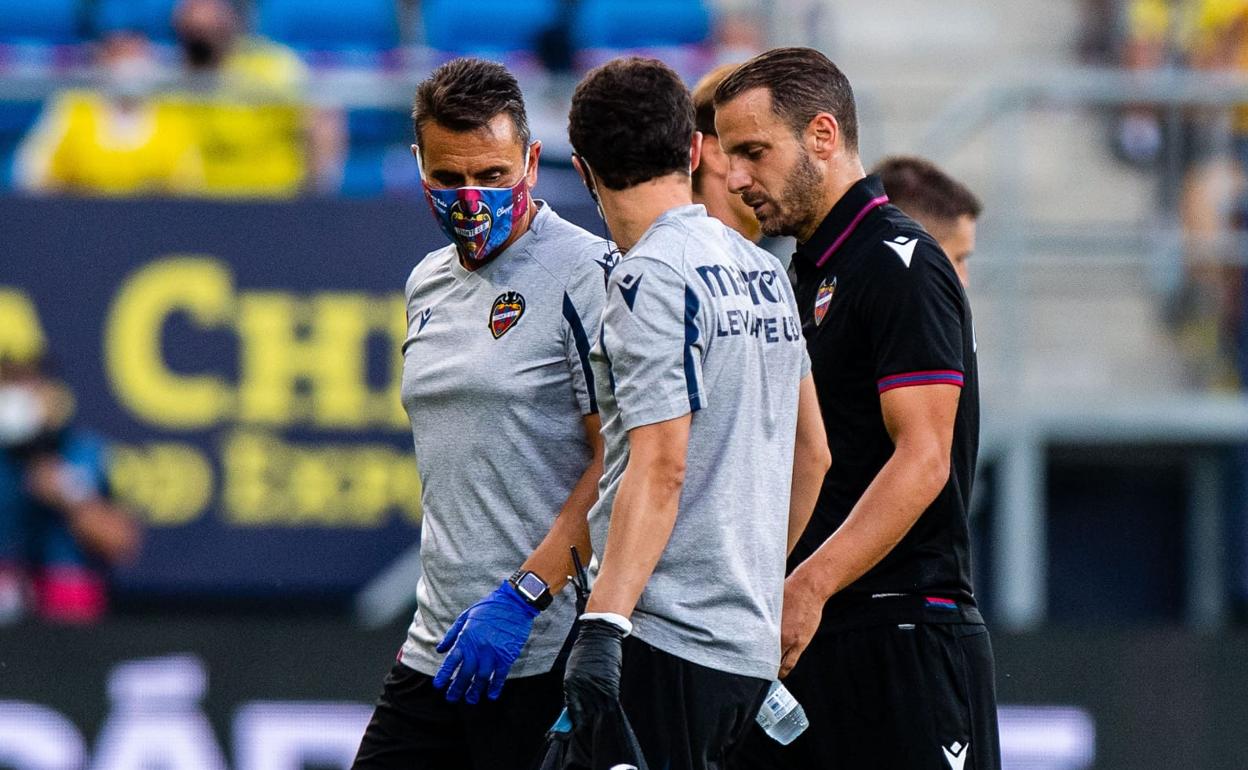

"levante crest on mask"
[449, 193, 493, 259]
[490, 291, 525, 338]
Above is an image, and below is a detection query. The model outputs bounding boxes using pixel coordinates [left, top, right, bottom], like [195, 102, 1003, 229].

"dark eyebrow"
[725, 139, 768, 156]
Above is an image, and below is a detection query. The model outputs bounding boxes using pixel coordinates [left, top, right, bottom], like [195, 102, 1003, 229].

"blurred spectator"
[1079, 0, 1121, 63]
[163, 0, 325, 196]
[1120, 0, 1248, 388]
[15, 33, 203, 196]
[0, 356, 141, 625]
[874, 155, 982, 289]
[1118, 0, 1248, 167]
[691, 62, 761, 243]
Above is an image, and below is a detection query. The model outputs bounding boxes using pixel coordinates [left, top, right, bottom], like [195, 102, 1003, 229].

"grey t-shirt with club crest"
[398, 203, 611, 678]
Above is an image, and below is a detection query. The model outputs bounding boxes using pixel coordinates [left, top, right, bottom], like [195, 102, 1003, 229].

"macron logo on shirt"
[417, 308, 432, 333]
[884, 236, 918, 268]
[618, 273, 643, 311]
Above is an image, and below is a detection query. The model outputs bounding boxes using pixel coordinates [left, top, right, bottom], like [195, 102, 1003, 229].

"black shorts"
[351, 660, 563, 770]
[730, 621, 1001, 770]
[617, 636, 769, 770]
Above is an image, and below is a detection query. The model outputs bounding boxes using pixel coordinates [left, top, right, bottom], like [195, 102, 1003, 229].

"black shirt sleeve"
[859, 238, 966, 394]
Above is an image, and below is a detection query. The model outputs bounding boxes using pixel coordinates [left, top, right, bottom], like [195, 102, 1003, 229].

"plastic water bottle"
[755, 680, 809, 745]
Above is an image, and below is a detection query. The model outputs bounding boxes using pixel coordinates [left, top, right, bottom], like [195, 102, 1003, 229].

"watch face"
[517, 572, 548, 598]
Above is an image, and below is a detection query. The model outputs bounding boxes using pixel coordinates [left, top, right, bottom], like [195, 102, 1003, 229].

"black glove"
[563, 618, 626, 731]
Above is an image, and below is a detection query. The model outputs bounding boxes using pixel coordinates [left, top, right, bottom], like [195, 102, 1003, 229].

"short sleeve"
[602, 256, 705, 431]
[562, 254, 609, 415]
[862, 242, 966, 395]
[778, 262, 813, 379]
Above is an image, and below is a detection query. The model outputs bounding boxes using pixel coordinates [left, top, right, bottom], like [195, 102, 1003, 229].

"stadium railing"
[918, 67, 1248, 631]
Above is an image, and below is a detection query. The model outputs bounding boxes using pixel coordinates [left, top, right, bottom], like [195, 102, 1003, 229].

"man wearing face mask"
[0, 357, 141, 625]
[351, 58, 609, 770]
[164, 0, 313, 197]
[16, 32, 203, 196]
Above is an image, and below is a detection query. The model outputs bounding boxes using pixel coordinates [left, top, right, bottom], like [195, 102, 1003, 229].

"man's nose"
[725, 159, 751, 196]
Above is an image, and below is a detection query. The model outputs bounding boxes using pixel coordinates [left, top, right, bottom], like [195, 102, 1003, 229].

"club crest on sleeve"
[489, 291, 525, 339]
[813, 276, 837, 326]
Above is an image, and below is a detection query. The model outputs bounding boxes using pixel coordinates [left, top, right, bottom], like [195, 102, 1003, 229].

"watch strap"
[508, 569, 553, 611]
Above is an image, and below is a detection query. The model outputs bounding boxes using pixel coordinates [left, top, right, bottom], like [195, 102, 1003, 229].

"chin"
[759, 218, 790, 238]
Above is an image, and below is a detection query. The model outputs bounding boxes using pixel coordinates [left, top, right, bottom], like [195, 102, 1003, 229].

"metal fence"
[917, 67, 1248, 630]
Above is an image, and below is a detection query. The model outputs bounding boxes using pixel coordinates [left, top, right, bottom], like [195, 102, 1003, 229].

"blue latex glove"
[434, 580, 540, 704]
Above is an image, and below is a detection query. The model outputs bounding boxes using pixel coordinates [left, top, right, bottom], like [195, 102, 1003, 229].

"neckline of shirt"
[794, 175, 889, 272]
[626, 203, 706, 255]
[449, 200, 552, 282]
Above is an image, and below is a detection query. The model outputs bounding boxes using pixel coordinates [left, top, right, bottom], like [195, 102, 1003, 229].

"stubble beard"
[760, 151, 824, 239]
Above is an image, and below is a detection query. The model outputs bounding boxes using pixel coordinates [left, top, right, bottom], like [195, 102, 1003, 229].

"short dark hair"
[874, 155, 982, 222]
[714, 46, 858, 152]
[567, 57, 695, 191]
[412, 57, 530, 148]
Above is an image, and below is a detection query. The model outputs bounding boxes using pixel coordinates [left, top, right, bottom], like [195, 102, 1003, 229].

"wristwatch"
[508, 569, 553, 611]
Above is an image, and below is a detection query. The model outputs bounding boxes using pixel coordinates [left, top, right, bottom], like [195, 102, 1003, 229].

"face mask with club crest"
[417, 146, 532, 265]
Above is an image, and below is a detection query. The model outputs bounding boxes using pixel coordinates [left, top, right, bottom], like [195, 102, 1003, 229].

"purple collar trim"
[815, 195, 890, 268]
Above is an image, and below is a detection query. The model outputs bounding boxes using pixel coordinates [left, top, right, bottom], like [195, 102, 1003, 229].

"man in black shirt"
[714, 47, 1000, 769]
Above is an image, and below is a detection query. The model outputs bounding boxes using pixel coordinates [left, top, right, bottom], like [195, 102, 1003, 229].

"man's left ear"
[526, 140, 542, 186]
[689, 131, 704, 175]
[807, 113, 838, 160]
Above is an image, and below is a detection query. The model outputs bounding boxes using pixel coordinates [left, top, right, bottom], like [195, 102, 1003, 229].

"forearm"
[790, 448, 947, 601]
[786, 376, 830, 555]
[584, 464, 682, 618]
[786, 453, 825, 556]
[521, 458, 601, 593]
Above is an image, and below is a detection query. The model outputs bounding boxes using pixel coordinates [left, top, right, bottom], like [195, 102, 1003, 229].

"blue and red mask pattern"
[419, 150, 531, 264]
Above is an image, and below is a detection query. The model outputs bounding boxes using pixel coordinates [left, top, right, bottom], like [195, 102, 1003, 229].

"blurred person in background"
[875, 155, 982, 289]
[716, 47, 999, 769]
[0, 356, 141, 625]
[1123, 0, 1248, 388]
[15, 32, 203, 196]
[165, 0, 333, 196]
[691, 63, 762, 244]
[351, 58, 607, 770]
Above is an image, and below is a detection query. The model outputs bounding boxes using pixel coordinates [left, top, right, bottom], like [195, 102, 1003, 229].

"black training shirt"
[791, 174, 980, 623]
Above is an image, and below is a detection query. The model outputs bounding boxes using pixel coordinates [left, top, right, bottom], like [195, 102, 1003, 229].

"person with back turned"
[560, 56, 829, 770]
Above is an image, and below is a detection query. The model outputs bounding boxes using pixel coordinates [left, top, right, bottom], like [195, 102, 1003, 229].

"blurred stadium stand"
[2, 0, 1248, 767]
[572, 0, 711, 49]
[0, 99, 39, 188]
[92, 0, 179, 42]
[0, 0, 83, 46]
[257, 0, 401, 53]
[421, 0, 561, 56]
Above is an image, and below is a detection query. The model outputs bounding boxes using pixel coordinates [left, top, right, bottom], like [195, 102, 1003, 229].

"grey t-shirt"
[588, 204, 809, 680]
[399, 203, 610, 678]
